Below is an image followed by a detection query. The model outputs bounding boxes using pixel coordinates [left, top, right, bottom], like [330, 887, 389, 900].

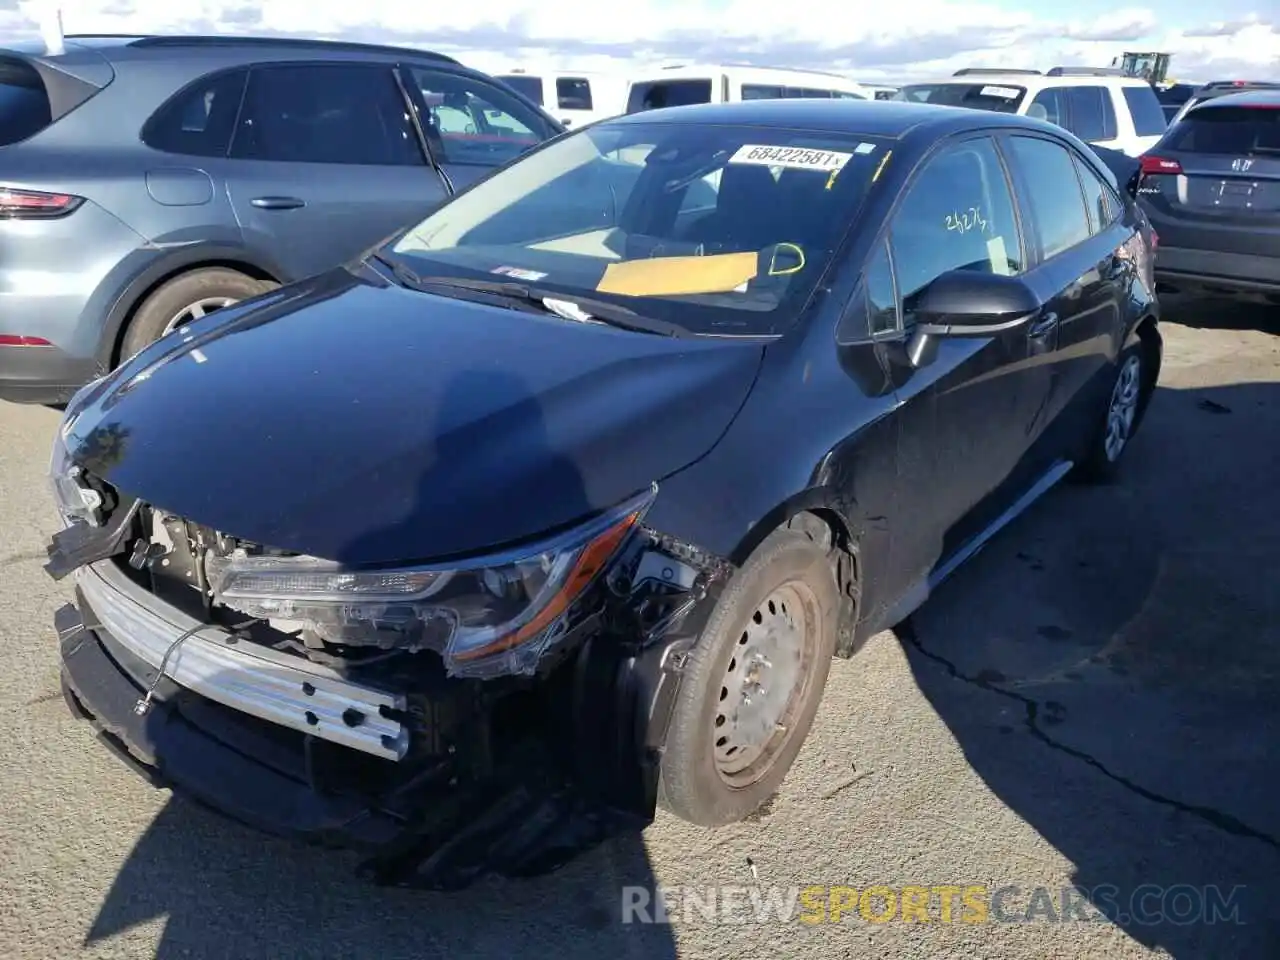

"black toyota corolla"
[46, 99, 1161, 888]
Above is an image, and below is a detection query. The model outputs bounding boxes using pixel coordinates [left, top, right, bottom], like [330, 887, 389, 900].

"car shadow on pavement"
[87, 797, 673, 959]
[899, 377, 1280, 957]
[1160, 294, 1279, 333]
[86, 365, 678, 959]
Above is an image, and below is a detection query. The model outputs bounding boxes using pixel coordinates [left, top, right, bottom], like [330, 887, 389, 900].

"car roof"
[606, 97, 1038, 139]
[630, 64, 863, 87]
[1185, 88, 1280, 110]
[61, 33, 460, 66]
[906, 73, 1149, 89]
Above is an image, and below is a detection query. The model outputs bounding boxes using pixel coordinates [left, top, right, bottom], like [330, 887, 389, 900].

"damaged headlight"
[205, 485, 658, 679]
[48, 404, 104, 527]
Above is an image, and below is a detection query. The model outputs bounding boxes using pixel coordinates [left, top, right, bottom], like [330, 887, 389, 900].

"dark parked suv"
[0, 34, 561, 404]
[1136, 88, 1280, 302]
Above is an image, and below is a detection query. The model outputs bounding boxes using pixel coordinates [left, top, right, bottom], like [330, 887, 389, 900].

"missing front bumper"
[55, 573, 698, 889]
[75, 559, 409, 760]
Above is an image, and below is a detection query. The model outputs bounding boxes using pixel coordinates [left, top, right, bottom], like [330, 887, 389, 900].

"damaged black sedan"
[47, 98, 1161, 888]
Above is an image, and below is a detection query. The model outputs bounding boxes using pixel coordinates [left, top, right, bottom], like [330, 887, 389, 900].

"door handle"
[1028, 311, 1060, 339]
[250, 196, 306, 210]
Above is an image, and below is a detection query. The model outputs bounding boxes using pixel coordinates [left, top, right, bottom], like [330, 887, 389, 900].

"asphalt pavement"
[0, 299, 1276, 959]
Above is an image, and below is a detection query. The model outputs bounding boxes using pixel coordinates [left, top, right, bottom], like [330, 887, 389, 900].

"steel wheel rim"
[713, 581, 819, 787]
[1104, 354, 1142, 462]
[163, 296, 237, 336]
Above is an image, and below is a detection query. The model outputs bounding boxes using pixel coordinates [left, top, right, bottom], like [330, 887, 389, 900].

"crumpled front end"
[47, 453, 733, 889]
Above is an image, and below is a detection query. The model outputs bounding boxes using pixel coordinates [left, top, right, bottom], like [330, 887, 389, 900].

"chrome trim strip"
[77, 560, 409, 760]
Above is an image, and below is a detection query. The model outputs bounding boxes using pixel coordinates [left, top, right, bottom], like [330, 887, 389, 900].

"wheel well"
[110, 259, 279, 367]
[1136, 316, 1161, 377]
[782, 508, 862, 658]
[1135, 315, 1162, 406]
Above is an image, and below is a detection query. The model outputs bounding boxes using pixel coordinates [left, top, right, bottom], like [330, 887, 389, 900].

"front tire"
[658, 526, 841, 827]
[1075, 343, 1147, 484]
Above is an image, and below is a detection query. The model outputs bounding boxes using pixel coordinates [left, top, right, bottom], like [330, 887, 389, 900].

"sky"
[3, 1, 1278, 87]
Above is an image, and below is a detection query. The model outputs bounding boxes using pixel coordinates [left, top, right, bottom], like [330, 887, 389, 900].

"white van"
[492, 69, 628, 128]
[623, 64, 871, 114]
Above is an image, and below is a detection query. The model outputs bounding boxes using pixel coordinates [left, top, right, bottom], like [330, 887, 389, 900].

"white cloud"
[4, 1, 1278, 85]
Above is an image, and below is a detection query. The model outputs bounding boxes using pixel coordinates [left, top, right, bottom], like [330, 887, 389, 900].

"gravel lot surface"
[0, 299, 1276, 959]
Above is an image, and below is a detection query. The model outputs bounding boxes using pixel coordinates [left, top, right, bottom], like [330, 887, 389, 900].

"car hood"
[62, 266, 764, 565]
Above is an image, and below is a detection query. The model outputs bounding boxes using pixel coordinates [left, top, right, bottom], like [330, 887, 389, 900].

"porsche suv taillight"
[0, 188, 84, 219]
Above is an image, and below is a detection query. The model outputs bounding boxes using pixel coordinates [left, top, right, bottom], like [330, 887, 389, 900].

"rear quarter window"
[1122, 85, 1168, 137]
[0, 57, 52, 146]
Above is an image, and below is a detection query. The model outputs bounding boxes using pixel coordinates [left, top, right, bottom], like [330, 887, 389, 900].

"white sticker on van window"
[980, 85, 1022, 99]
[728, 144, 853, 172]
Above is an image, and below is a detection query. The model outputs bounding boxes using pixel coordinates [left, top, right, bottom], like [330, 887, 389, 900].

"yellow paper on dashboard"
[595, 252, 758, 297]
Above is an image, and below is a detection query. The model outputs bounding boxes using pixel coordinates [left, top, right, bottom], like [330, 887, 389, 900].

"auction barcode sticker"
[728, 144, 853, 172]
[979, 85, 1021, 99]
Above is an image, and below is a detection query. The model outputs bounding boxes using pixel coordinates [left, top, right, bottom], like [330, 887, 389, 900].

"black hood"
[62, 267, 764, 565]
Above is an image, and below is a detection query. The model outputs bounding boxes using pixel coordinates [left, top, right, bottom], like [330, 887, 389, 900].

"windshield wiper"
[410, 275, 687, 337]
[368, 251, 424, 291]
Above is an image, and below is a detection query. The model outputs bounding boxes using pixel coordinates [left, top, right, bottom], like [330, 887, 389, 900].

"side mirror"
[904, 270, 1041, 368]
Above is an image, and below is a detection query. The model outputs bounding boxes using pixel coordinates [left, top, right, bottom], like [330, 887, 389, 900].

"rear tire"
[1074, 343, 1148, 484]
[657, 526, 841, 827]
[119, 268, 276, 364]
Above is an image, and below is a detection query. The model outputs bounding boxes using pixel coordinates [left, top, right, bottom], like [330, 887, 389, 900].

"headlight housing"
[48, 399, 104, 527]
[205, 484, 657, 679]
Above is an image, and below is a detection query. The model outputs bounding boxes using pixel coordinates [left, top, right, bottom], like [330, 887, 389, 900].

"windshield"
[389, 121, 892, 336]
[895, 82, 1026, 113]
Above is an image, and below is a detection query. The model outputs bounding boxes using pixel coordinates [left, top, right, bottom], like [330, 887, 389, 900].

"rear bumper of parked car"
[0, 342, 101, 404]
[1153, 246, 1280, 299]
[0, 200, 155, 404]
[55, 558, 695, 888]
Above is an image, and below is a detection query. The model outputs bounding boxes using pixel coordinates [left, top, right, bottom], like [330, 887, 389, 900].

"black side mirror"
[904, 269, 1041, 367]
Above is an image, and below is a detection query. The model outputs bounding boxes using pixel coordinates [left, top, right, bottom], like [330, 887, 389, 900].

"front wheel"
[657, 527, 841, 827]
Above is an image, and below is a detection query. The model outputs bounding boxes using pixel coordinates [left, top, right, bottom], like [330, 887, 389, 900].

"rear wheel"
[1075, 343, 1147, 483]
[657, 526, 841, 826]
[119, 268, 276, 364]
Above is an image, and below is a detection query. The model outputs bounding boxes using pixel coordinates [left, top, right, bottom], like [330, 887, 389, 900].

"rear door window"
[1123, 85, 1168, 136]
[1007, 135, 1092, 258]
[556, 77, 592, 111]
[1064, 86, 1116, 142]
[0, 57, 52, 146]
[232, 64, 422, 166]
[1072, 153, 1123, 234]
[741, 84, 784, 100]
[143, 69, 249, 157]
[627, 79, 714, 112]
[1165, 105, 1280, 155]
